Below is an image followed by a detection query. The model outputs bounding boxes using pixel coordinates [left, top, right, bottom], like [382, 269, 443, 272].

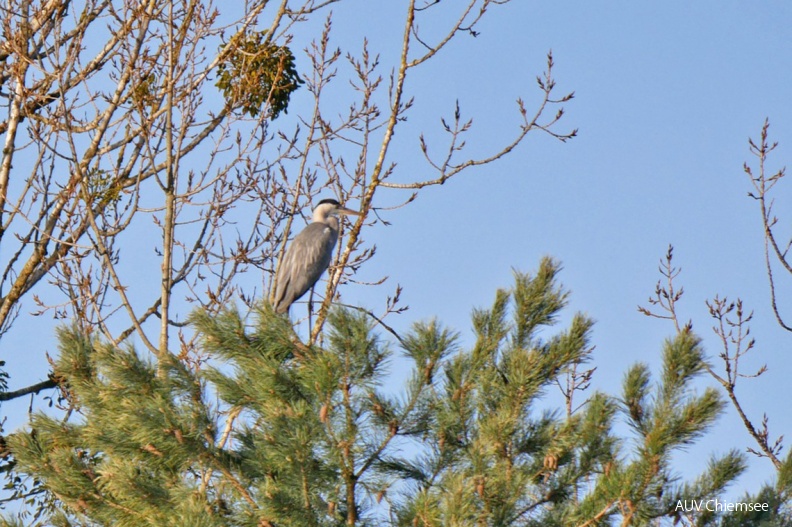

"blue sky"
[3, 0, 792, 506]
[335, 0, 792, 499]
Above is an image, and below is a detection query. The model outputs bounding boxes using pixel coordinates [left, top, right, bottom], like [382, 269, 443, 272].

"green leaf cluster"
[564, 330, 747, 527]
[397, 259, 614, 526]
[84, 168, 122, 208]
[5, 329, 217, 527]
[216, 31, 303, 119]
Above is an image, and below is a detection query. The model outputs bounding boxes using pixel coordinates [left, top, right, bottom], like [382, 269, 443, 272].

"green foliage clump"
[216, 31, 302, 119]
[592, 329, 747, 526]
[85, 168, 122, 208]
[6, 329, 216, 526]
[131, 72, 158, 109]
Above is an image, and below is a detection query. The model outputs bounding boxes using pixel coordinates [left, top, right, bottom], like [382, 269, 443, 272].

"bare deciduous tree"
[639, 247, 785, 470]
[0, 0, 573, 399]
[744, 119, 792, 333]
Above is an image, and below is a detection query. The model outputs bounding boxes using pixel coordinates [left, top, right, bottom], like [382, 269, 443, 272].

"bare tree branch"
[0, 377, 57, 402]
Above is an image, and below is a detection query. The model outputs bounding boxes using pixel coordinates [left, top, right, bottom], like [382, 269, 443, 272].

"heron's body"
[273, 199, 359, 314]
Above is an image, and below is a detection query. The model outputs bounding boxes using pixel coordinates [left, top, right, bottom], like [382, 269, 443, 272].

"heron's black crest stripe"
[316, 198, 340, 207]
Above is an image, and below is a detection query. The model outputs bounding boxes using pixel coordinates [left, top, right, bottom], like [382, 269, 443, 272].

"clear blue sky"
[336, 0, 792, 499]
[4, 0, 792, 504]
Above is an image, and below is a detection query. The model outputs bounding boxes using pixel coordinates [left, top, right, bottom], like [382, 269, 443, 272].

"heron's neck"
[322, 216, 339, 231]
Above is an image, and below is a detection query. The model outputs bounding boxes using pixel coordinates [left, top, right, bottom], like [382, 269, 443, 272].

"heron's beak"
[337, 207, 362, 217]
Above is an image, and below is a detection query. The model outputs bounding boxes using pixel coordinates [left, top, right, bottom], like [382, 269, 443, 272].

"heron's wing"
[273, 222, 338, 313]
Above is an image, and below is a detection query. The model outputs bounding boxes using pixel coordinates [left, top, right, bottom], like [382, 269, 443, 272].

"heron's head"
[313, 198, 361, 222]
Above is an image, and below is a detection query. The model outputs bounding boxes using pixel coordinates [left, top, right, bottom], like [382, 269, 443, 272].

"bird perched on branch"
[273, 199, 361, 314]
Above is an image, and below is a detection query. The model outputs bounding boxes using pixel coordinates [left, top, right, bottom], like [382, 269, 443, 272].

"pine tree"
[3, 258, 767, 526]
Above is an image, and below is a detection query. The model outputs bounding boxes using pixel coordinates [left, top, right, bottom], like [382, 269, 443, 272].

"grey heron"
[273, 199, 361, 314]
